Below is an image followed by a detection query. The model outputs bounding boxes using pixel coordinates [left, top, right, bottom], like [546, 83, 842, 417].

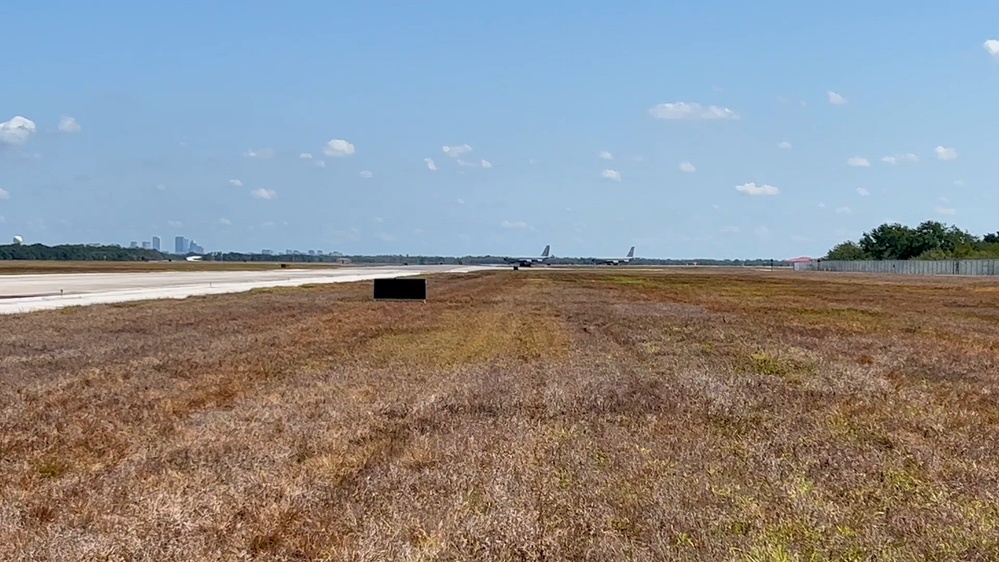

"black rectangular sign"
[373, 278, 427, 301]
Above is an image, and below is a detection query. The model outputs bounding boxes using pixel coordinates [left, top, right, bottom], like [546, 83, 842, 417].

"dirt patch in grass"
[1, 269, 998, 560]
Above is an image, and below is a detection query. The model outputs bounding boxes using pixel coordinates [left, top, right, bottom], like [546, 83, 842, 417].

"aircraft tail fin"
[627, 246, 635, 258]
[541, 244, 550, 258]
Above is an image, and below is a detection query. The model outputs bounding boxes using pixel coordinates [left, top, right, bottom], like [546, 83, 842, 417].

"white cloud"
[218, 218, 232, 226]
[735, 182, 779, 196]
[599, 150, 613, 160]
[251, 188, 277, 200]
[413, 228, 424, 235]
[58, 116, 81, 133]
[984, 39, 999, 59]
[818, 202, 827, 208]
[881, 153, 918, 165]
[0, 116, 37, 144]
[314, 160, 326, 168]
[856, 187, 870, 196]
[836, 206, 852, 215]
[456, 158, 478, 168]
[501, 220, 528, 229]
[480, 159, 492, 168]
[954, 179, 965, 187]
[935, 205, 957, 216]
[229, 179, 243, 187]
[442, 144, 472, 158]
[827, 91, 848, 105]
[935, 146, 958, 161]
[246, 148, 275, 159]
[721, 226, 740, 233]
[0, 188, 9, 200]
[0, 215, 5, 223]
[847, 157, 870, 167]
[360, 170, 373, 178]
[778, 141, 792, 149]
[678, 161, 696, 173]
[155, 183, 166, 191]
[755, 226, 772, 240]
[648, 102, 740, 120]
[456, 198, 465, 205]
[167, 220, 183, 228]
[601, 169, 621, 181]
[299, 152, 313, 159]
[373, 217, 383, 223]
[323, 138, 355, 157]
[425, 157, 438, 171]
[377, 232, 395, 242]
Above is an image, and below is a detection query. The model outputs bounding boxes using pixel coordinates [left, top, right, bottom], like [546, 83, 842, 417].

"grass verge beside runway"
[1, 269, 998, 560]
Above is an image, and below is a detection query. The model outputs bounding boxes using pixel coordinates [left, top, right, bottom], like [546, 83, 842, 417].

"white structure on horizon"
[12, 235, 23, 245]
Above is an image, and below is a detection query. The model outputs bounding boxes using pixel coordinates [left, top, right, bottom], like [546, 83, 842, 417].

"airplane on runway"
[502, 245, 551, 269]
[592, 246, 636, 265]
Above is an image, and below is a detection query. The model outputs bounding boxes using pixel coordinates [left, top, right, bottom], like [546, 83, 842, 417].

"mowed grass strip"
[1, 269, 998, 560]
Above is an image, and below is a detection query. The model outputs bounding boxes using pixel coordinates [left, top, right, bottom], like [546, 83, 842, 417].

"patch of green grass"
[741, 351, 816, 384]
[366, 309, 571, 367]
[786, 307, 885, 333]
[603, 276, 664, 287]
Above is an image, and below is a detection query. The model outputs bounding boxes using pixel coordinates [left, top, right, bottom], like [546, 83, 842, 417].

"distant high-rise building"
[152, 236, 161, 251]
[188, 240, 204, 254]
[175, 236, 187, 254]
[262, 249, 273, 255]
[316, 250, 325, 256]
[142, 241, 150, 249]
[129, 241, 138, 248]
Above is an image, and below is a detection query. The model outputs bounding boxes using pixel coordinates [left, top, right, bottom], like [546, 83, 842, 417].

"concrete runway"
[0, 265, 490, 315]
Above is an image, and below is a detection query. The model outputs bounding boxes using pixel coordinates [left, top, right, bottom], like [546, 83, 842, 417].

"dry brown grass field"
[0, 260, 353, 275]
[1, 269, 998, 561]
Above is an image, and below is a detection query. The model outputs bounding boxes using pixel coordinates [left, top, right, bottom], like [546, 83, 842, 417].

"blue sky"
[2, 1, 999, 259]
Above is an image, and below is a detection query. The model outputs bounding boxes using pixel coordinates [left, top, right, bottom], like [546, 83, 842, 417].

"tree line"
[0, 243, 167, 261]
[825, 221, 999, 261]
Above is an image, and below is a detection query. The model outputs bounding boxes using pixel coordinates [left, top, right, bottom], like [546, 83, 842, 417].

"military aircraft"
[593, 246, 635, 265]
[502, 244, 551, 269]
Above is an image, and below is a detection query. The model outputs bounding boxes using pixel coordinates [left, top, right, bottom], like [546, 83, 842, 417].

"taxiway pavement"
[0, 265, 490, 315]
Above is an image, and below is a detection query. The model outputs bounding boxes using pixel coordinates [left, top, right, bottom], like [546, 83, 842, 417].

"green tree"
[914, 248, 952, 260]
[824, 241, 869, 260]
[858, 223, 921, 259]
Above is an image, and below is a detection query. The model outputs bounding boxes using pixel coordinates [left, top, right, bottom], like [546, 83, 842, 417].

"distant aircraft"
[502, 244, 551, 269]
[593, 246, 636, 265]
